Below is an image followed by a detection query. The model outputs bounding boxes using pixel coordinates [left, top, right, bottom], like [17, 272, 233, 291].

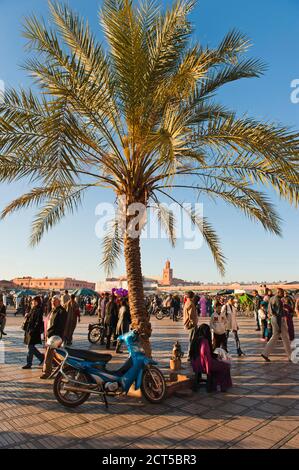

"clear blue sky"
[0, 0, 298, 283]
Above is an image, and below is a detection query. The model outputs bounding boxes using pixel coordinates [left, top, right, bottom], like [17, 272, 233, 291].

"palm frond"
[150, 200, 176, 246]
[29, 186, 84, 246]
[101, 218, 123, 276]
[155, 189, 226, 274]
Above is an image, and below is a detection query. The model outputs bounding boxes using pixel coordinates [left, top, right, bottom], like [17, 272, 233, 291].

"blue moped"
[51, 330, 166, 408]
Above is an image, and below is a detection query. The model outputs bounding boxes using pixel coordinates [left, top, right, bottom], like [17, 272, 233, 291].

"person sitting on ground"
[190, 323, 232, 392]
[210, 302, 228, 351]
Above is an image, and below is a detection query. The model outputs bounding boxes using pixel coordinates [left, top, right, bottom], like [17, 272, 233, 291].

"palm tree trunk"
[124, 233, 152, 357]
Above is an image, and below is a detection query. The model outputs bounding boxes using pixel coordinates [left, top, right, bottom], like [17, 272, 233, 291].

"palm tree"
[0, 0, 299, 355]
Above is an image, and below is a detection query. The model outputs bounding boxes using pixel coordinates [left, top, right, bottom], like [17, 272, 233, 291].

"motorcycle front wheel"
[155, 310, 164, 320]
[53, 366, 91, 408]
[88, 325, 102, 344]
[141, 365, 166, 404]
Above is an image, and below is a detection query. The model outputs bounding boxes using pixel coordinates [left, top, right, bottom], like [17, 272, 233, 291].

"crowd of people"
[0, 285, 298, 391]
[16, 290, 131, 378]
[181, 287, 299, 393]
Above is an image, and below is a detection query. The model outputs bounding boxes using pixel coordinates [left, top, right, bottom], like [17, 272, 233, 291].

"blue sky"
[0, 0, 298, 283]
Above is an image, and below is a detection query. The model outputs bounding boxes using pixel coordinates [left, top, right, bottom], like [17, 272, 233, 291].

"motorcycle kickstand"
[102, 391, 109, 408]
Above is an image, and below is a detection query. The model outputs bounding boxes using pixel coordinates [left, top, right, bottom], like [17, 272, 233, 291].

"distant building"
[12, 276, 95, 291]
[96, 277, 158, 293]
[96, 261, 299, 295]
[160, 260, 173, 286]
[0, 280, 18, 290]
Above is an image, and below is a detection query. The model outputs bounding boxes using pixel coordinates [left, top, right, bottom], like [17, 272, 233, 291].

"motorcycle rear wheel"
[141, 365, 166, 404]
[53, 366, 91, 408]
[88, 326, 102, 344]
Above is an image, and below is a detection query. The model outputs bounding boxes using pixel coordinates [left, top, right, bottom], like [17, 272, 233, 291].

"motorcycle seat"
[66, 347, 112, 363]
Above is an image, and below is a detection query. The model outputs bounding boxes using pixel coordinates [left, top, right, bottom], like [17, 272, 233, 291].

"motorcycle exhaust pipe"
[63, 384, 104, 395]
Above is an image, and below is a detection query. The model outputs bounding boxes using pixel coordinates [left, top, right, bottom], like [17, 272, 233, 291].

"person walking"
[210, 302, 228, 351]
[61, 290, 71, 308]
[252, 290, 262, 331]
[206, 295, 213, 317]
[261, 288, 292, 362]
[258, 301, 269, 342]
[0, 299, 7, 336]
[22, 296, 44, 369]
[63, 294, 81, 345]
[40, 296, 67, 379]
[172, 295, 181, 322]
[222, 296, 245, 357]
[282, 293, 295, 343]
[183, 291, 198, 361]
[199, 294, 208, 317]
[115, 298, 131, 337]
[104, 295, 118, 349]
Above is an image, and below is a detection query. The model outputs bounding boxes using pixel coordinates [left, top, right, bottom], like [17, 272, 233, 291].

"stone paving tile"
[234, 435, 275, 449]
[232, 397, 265, 408]
[69, 423, 107, 439]
[280, 435, 299, 449]
[180, 434, 227, 449]
[252, 423, 292, 442]
[134, 434, 173, 449]
[181, 416, 219, 432]
[2, 315, 299, 449]
[156, 424, 198, 442]
[114, 424, 150, 440]
[227, 417, 265, 432]
[141, 416, 176, 431]
[203, 425, 245, 445]
[255, 402, 289, 416]
[179, 402, 209, 415]
[273, 418, 299, 432]
[87, 434, 133, 449]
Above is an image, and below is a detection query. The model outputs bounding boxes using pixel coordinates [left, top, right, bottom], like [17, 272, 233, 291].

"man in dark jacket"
[104, 295, 118, 349]
[22, 296, 44, 369]
[40, 296, 67, 379]
[261, 288, 292, 362]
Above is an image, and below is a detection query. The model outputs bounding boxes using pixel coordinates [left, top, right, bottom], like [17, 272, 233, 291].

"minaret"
[162, 260, 173, 286]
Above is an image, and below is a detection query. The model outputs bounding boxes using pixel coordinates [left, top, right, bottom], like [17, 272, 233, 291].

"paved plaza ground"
[0, 314, 299, 449]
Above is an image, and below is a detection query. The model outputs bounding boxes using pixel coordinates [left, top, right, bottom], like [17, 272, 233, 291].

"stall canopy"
[72, 288, 99, 297]
[15, 289, 37, 297]
[217, 289, 234, 295]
